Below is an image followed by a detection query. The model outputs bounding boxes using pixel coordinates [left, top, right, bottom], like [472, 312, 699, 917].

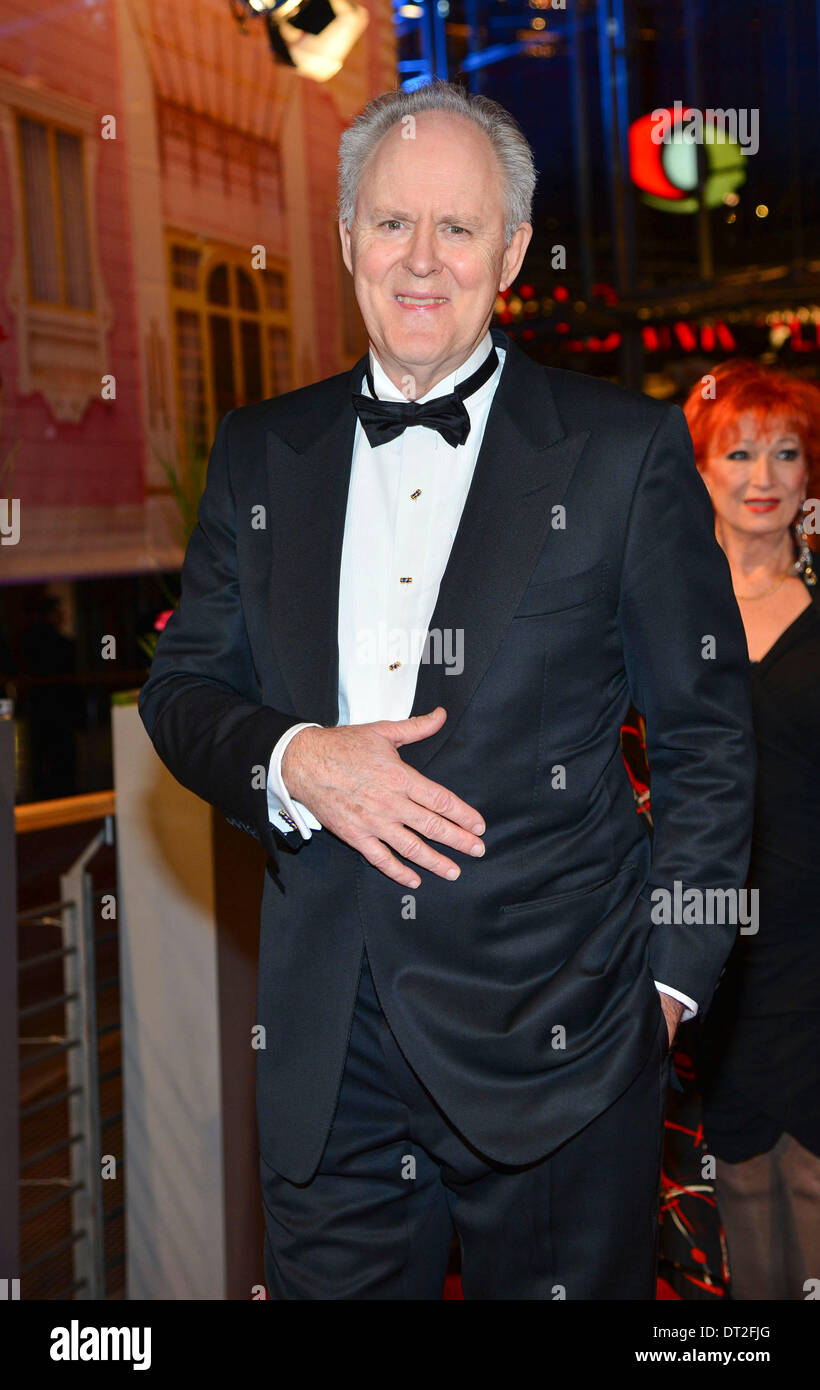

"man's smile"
[394, 293, 450, 309]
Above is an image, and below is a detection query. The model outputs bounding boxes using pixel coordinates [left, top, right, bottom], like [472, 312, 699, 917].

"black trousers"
[261, 950, 670, 1299]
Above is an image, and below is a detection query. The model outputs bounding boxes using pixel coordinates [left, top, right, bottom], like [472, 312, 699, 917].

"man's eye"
[447, 226, 468, 235]
[382, 220, 403, 231]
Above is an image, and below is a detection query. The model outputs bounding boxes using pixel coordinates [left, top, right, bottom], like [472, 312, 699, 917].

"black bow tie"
[351, 345, 499, 449]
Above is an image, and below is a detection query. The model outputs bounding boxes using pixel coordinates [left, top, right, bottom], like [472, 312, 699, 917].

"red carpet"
[443, 1275, 671, 1299]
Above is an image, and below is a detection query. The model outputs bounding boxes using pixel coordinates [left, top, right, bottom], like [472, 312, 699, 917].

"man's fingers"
[386, 706, 447, 748]
[387, 823, 466, 880]
[359, 825, 465, 885]
[358, 836, 423, 890]
[401, 803, 485, 860]
[377, 709, 486, 837]
[405, 769, 486, 837]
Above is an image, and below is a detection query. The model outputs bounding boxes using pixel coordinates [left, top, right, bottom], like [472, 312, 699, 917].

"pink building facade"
[0, 0, 395, 580]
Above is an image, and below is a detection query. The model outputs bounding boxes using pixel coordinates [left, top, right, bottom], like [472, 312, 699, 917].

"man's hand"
[658, 992, 684, 1049]
[281, 706, 486, 888]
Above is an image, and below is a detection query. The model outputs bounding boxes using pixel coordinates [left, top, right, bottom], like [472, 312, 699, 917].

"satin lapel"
[265, 357, 366, 726]
[401, 329, 590, 773]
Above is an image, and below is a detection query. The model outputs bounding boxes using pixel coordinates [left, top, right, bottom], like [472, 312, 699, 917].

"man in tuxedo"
[139, 80, 755, 1299]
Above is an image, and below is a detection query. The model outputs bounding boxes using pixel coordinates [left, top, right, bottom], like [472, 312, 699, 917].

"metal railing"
[14, 792, 123, 1299]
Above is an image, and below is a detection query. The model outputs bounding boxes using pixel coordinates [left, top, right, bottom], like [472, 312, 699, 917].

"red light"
[791, 319, 812, 352]
[554, 286, 570, 302]
[629, 108, 693, 200]
[591, 282, 618, 306]
[674, 321, 697, 351]
[520, 284, 535, 299]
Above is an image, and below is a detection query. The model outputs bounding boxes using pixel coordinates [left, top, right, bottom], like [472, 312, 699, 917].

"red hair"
[682, 359, 820, 498]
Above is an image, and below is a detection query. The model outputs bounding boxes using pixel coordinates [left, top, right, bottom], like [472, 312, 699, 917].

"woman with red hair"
[683, 359, 820, 1299]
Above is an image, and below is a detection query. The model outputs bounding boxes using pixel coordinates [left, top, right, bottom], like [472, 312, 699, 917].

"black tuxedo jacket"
[139, 326, 755, 1182]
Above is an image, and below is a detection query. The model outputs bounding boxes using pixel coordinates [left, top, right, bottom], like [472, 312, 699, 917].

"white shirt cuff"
[267, 722, 323, 840]
[654, 981, 698, 1023]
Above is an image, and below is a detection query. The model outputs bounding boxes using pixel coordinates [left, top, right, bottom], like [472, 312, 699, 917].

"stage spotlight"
[231, 0, 369, 82]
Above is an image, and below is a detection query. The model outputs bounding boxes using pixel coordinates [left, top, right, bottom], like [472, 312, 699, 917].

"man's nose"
[403, 223, 439, 275]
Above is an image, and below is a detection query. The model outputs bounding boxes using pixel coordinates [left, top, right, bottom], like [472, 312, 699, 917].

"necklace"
[735, 570, 792, 601]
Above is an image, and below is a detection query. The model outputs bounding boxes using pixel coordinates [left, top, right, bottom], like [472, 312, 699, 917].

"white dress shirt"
[264, 330, 697, 1021]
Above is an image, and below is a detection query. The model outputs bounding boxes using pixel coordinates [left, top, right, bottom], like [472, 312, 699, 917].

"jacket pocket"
[512, 562, 606, 618]
[500, 860, 639, 914]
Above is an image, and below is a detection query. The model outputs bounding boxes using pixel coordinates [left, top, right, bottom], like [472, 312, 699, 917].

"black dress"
[699, 578, 820, 1162]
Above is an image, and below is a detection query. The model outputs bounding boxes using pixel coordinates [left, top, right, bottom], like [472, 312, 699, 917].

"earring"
[793, 511, 817, 586]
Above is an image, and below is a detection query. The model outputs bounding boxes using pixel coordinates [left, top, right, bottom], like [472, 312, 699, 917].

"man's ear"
[499, 222, 533, 293]
[339, 218, 354, 275]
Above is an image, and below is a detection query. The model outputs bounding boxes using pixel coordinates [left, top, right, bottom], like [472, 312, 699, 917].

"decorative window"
[0, 75, 112, 422]
[18, 116, 93, 310]
[168, 237, 293, 455]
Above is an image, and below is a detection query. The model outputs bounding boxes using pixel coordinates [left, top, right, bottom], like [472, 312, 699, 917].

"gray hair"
[337, 79, 537, 246]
